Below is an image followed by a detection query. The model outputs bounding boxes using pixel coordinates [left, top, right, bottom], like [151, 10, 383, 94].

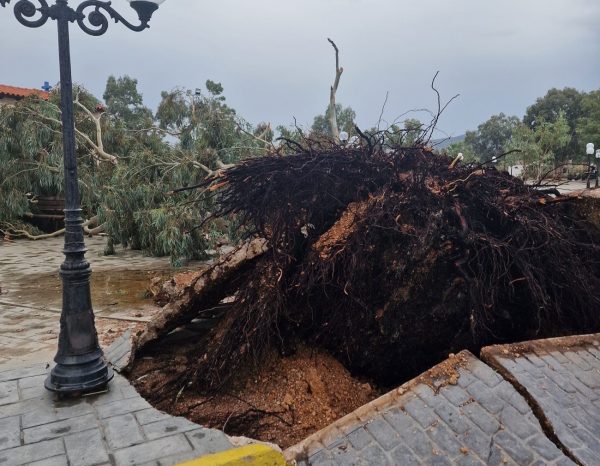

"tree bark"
[132, 238, 268, 355]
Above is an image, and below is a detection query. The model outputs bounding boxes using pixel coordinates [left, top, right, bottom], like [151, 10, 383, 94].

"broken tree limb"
[131, 238, 269, 357]
[327, 38, 343, 142]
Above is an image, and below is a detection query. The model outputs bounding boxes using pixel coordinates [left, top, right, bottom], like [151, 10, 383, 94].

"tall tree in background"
[103, 75, 154, 130]
[312, 103, 356, 137]
[509, 111, 571, 179]
[577, 90, 600, 152]
[524, 88, 583, 161]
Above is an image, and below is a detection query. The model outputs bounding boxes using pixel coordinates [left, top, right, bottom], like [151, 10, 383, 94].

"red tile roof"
[0, 84, 49, 100]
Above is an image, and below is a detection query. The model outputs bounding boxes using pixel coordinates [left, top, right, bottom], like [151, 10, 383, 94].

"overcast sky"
[1, 0, 599, 137]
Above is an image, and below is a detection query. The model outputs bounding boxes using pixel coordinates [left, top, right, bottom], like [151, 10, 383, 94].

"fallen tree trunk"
[132, 238, 268, 354]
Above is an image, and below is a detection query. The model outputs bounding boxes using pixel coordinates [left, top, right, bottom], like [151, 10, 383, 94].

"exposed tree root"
[138, 145, 600, 394]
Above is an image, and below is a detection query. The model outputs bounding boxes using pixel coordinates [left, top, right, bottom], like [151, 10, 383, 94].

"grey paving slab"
[285, 350, 574, 466]
[0, 415, 21, 450]
[64, 428, 110, 466]
[0, 438, 65, 465]
[0, 364, 237, 466]
[483, 333, 600, 466]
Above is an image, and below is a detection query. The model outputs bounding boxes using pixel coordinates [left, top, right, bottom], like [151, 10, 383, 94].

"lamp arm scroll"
[76, 0, 149, 36]
[0, 0, 51, 28]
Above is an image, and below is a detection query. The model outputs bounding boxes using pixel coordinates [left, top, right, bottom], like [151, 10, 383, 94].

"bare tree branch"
[327, 38, 344, 142]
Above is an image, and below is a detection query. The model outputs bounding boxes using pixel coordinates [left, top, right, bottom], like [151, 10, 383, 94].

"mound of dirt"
[130, 344, 377, 448]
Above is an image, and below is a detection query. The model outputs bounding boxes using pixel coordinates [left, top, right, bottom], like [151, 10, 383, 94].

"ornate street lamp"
[596, 149, 600, 189]
[587, 143, 595, 189]
[1, 0, 166, 394]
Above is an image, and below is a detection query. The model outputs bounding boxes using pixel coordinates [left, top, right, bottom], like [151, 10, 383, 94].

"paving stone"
[184, 428, 233, 455]
[439, 384, 472, 407]
[461, 402, 501, 435]
[0, 365, 48, 383]
[364, 417, 400, 451]
[19, 383, 53, 401]
[64, 428, 110, 466]
[390, 444, 422, 466]
[0, 381, 19, 406]
[102, 413, 145, 449]
[112, 434, 193, 465]
[425, 422, 462, 456]
[455, 454, 486, 466]
[359, 444, 391, 465]
[286, 351, 573, 466]
[17, 374, 46, 390]
[403, 396, 438, 428]
[96, 396, 150, 419]
[483, 334, 600, 466]
[23, 413, 98, 444]
[27, 455, 69, 466]
[134, 408, 173, 425]
[142, 416, 199, 440]
[345, 426, 374, 451]
[0, 399, 48, 421]
[498, 405, 539, 440]
[0, 438, 64, 465]
[0, 415, 20, 451]
[466, 381, 506, 414]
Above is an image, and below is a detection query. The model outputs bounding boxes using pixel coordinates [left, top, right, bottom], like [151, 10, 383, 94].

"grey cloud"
[0, 0, 598, 137]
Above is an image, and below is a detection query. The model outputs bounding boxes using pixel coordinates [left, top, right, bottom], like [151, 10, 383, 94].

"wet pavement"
[0, 236, 194, 369]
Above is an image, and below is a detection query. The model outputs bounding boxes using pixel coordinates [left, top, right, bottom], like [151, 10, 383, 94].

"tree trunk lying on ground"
[133, 238, 268, 353]
[132, 145, 600, 396]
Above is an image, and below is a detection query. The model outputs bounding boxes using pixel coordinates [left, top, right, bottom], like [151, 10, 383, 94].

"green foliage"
[311, 103, 356, 137]
[0, 77, 270, 264]
[463, 113, 521, 161]
[103, 75, 153, 129]
[446, 141, 478, 163]
[577, 90, 600, 152]
[524, 87, 584, 161]
[508, 111, 571, 179]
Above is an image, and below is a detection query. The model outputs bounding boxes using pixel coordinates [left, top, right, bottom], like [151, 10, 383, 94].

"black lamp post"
[1, 0, 166, 394]
[587, 143, 595, 190]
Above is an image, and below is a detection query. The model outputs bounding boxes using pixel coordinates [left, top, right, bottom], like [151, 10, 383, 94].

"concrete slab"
[482, 333, 600, 466]
[285, 351, 574, 466]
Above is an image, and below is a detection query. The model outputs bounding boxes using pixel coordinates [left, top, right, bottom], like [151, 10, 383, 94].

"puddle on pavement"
[4, 269, 172, 315]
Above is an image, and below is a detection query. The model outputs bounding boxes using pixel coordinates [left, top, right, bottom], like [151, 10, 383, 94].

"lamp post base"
[45, 352, 114, 394]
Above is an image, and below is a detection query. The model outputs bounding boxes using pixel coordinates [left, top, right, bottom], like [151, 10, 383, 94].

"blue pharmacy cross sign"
[41, 81, 52, 92]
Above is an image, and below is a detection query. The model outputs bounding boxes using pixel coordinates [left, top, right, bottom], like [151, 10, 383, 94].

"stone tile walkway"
[286, 350, 576, 466]
[483, 334, 600, 466]
[0, 364, 236, 466]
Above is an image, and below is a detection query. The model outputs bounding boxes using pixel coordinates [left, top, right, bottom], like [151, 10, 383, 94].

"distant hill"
[431, 134, 465, 151]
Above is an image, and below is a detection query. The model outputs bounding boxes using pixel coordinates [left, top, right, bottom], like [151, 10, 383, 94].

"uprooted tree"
[0, 77, 274, 263]
[133, 136, 600, 397]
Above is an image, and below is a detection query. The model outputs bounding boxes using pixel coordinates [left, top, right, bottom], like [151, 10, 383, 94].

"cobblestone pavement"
[285, 351, 576, 466]
[0, 363, 236, 466]
[0, 237, 197, 369]
[483, 334, 600, 466]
